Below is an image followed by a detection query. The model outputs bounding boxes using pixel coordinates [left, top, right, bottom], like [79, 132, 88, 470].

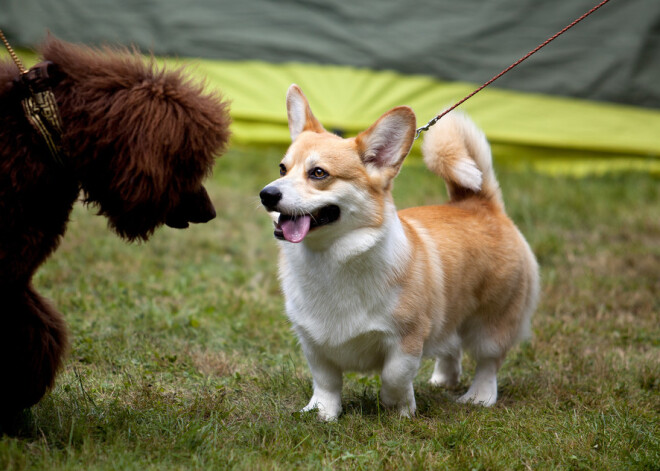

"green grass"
[1, 145, 659, 470]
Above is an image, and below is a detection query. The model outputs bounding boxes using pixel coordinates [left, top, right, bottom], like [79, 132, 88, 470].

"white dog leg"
[300, 347, 343, 421]
[380, 350, 420, 417]
[458, 356, 500, 406]
[429, 333, 462, 388]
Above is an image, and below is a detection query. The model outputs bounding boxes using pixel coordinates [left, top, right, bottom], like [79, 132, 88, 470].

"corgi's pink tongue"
[280, 215, 311, 243]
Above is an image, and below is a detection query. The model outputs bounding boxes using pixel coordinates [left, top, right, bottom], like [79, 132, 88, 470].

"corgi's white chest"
[278, 222, 409, 362]
[281, 250, 400, 348]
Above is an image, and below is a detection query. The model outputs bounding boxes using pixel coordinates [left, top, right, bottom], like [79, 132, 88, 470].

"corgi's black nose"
[260, 186, 282, 210]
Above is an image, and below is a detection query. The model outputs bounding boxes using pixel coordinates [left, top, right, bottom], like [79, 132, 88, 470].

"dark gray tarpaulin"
[1, 0, 659, 108]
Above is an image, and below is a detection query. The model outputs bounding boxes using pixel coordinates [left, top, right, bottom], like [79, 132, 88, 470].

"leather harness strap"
[16, 62, 66, 165]
[1, 29, 66, 165]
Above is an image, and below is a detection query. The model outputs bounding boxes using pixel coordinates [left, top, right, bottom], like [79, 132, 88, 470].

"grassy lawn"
[1, 144, 658, 470]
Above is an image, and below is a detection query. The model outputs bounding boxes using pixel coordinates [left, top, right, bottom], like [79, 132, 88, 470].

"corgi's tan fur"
[259, 85, 539, 420]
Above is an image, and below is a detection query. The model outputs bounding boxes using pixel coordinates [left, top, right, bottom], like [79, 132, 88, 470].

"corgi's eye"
[279, 164, 287, 176]
[309, 167, 328, 180]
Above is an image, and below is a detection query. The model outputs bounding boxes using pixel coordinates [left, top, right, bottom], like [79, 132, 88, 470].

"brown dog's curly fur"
[0, 35, 231, 425]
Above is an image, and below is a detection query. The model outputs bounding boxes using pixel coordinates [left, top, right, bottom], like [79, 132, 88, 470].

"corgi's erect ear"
[356, 106, 416, 172]
[286, 84, 325, 141]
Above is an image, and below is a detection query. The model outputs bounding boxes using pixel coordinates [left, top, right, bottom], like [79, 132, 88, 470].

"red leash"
[0, 29, 28, 74]
[415, 0, 613, 139]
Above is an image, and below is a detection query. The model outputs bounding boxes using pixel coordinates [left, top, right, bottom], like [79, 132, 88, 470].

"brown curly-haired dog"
[0, 36, 231, 426]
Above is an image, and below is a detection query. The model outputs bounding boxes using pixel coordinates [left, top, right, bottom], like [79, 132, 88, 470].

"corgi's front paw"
[301, 396, 342, 421]
[380, 389, 416, 418]
[382, 400, 416, 418]
[395, 402, 416, 418]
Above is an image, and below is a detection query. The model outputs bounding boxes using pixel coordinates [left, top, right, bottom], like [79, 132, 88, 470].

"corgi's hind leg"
[456, 271, 536, 407]
[457, 355, 502, 407]
[429, 332, 462, 388]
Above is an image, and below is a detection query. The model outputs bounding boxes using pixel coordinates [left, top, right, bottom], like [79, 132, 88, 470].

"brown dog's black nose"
[166, 187, 216, 229]
[260, 186, 282, 210]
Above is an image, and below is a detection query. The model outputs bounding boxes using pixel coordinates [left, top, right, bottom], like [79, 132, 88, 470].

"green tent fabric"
[5, 49, 660, 176]
[191, 59, 660, 175]
[3, 0, 659, 108]
[2, 0, 659, 175]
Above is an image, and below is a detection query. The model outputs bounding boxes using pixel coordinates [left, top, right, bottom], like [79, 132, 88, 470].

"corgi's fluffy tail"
[421, 112, 504, 210]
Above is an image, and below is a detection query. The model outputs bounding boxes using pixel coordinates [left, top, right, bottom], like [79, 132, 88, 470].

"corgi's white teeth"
[280, 215, 311, 243]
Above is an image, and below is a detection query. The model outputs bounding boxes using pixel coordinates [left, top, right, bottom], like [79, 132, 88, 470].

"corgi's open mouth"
[274, 205, 340, 243]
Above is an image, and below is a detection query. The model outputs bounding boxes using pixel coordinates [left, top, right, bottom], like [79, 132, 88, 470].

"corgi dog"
[259, 85, 539, 421]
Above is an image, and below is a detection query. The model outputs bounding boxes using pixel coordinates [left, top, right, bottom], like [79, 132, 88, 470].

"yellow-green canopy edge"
[12, 50, 660, 176]
[193, 59, 660, 177]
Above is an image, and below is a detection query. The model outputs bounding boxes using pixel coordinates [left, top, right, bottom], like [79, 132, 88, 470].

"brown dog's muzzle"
[165, 186, 216, 229]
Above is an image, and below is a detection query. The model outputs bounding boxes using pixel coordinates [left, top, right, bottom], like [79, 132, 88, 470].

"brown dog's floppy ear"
[286, 84, 324, 141]
[356, 106, 416, 175]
